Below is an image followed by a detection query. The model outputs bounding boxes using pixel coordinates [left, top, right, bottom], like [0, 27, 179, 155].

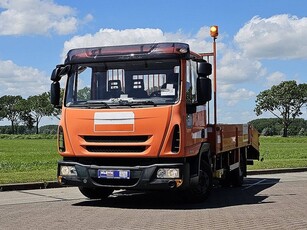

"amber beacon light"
[210, 26, 219, 38]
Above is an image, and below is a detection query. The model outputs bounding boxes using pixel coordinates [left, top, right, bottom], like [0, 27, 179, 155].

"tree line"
[250, 118, 307, 136]
[0, 93, 60, 134]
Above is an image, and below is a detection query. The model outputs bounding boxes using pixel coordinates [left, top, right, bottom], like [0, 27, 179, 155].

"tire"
[218, 166, 244, 187]
[231, 165, 244, 187]
[78, 187, 114, 199]
[219, 171, 232, 187]
[189, 160, 213, 202]
[232, 151, 247, 187]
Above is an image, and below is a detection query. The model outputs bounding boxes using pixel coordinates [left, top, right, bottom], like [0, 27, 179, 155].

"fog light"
[60, 166, 77, 176]
[157, 168, 180, 179]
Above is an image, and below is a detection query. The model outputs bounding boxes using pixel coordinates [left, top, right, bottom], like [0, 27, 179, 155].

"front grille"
[82, 135, 150, 153]
[86, 146, 146, 153]
[83, 135, 149, 143]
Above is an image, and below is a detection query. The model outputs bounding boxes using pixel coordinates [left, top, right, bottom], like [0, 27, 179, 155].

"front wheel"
[78, 187, 114, 199]
[188, 160, 213, 202]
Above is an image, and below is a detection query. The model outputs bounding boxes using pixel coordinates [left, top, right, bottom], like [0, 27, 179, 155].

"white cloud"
[265, 71, 286, 87]
[0, 0, 92, 35]
[218, 48, 266, 84]
[218, 110, 257, 124]
[219, 85, 256, 106]
[234, 14, 307, 59]
[0, 60, 49, 97]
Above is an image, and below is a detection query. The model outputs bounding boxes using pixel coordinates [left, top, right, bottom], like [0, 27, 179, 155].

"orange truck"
[50, 26, 260, 201]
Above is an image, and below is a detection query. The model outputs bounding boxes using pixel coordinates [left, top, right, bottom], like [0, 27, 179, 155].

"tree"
[27, 92, 55, 134]
[77, 87, 91, 100]
[19, 99, 35, 132]
[0, 95, 25, 134]
[255, 80, 307, 137]
[48, 88, 64, 120]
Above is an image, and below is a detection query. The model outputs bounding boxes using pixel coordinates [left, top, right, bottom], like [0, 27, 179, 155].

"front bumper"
[57, 161, 190, 190]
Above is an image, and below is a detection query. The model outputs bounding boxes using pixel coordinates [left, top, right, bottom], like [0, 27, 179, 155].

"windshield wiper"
[116, 100, 157, 107]
[85, 100, 110, 108]
[134, 100, 156, 106]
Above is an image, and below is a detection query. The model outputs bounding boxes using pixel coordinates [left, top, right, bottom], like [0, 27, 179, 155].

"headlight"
[60, 166, 77, 176]
[157, 168, 180, 179]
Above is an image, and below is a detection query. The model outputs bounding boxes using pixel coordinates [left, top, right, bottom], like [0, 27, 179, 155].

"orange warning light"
[210, 26, 218, 38]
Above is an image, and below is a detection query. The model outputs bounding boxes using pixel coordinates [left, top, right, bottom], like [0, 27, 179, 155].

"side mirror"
[51, 68, 60, 81]
[50, 82, 61, 107]
[197, 62, 212, 76]
[197, 77, 212, 105]
[59, 65, 71, 76]
[50, 65, 70, 81]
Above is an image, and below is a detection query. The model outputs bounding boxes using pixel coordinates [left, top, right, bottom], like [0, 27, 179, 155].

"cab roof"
[64, 42, 192, 64]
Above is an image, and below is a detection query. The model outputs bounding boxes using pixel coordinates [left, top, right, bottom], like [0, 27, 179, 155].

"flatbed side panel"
[207, 124, 260, 156]
[247, 125, 260, 160]
[249, 125, 260, 152]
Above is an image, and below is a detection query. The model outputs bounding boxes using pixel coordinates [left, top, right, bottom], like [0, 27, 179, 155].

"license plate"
[98, 169, 130, 179]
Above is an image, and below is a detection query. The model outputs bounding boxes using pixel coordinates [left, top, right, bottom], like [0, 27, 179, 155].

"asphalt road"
[1, 172, 307, 230]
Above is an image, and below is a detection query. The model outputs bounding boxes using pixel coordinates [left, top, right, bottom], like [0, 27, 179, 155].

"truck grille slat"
[86, 146, 146, 153]
[83, 135, 149, 143]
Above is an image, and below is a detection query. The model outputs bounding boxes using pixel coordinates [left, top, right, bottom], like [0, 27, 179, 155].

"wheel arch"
[187, 142, 212, 178]
[199, 142, 212, 165]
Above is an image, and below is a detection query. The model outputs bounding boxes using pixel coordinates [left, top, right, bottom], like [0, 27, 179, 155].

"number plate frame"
[98, 169, 130, 179]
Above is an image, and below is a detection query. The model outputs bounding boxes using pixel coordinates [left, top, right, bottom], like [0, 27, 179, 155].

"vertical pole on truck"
[210, 26, 218, 126]
[213, 37, 217, 125]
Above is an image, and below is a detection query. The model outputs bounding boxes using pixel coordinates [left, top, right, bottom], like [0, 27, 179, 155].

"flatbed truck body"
[51, 37, 259, 201]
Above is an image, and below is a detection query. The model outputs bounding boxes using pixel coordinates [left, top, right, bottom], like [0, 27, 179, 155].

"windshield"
[65, 59, 180, 107]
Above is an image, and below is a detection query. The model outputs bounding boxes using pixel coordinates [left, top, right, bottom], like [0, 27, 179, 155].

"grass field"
[0, 138, 60, 184]
[0, 136, 307, 184]
[248, 136, 307, 170]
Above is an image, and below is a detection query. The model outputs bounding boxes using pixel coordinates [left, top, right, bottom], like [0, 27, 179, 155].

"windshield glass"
[65, 59, 180, 107]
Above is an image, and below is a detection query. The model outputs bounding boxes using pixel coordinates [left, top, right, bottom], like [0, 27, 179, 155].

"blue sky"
[0, 0, 307, 126]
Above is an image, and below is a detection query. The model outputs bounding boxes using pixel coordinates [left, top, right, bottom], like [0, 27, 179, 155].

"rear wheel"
[189, 160, 213, 202]
[220, 163, 244, 187]
[220, 152, 246, 187]
[78, 187, 114, 199]
[230, 167, 243, 186]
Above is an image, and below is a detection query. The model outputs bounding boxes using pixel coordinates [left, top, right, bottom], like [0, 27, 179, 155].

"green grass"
[248, 136, 307, 170]
[0, 138, 60, 184]
[0, 135, 307, 184]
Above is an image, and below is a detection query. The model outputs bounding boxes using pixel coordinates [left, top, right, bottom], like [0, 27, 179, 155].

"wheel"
[220, 163, 244, 187]
[78, 187, 114, 199]
[219, 171, 232, 187]
[231, 152, 246, 187]
[189, 160, 213, 202]
[231, 165, 244, 187]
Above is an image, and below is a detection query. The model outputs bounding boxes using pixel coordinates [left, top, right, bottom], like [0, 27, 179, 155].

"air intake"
[171, 125, 180, 153]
